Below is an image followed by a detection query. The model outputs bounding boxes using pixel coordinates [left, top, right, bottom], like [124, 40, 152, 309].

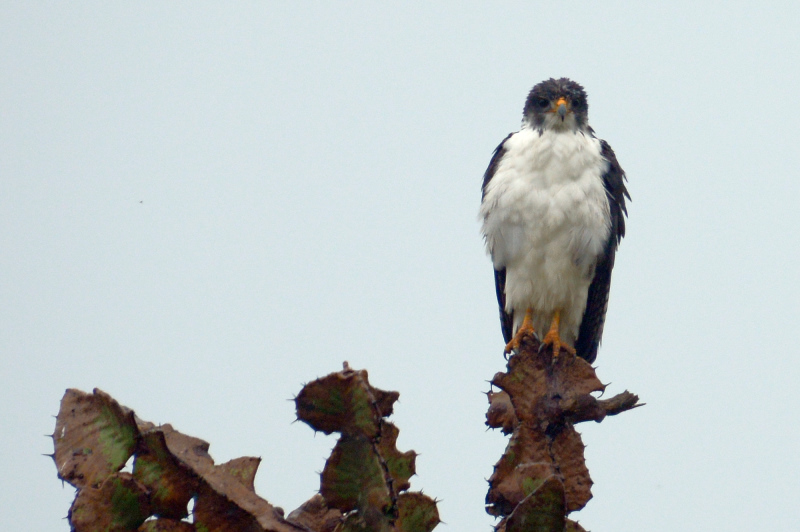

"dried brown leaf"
[133, 430, 198, 519]
[53, 389, 307, 532]
[217, 457, 262, 492]
[157, 425, 215, 472]
[53, 388, 138, 489]
[150, 424, 295, 530]
[192, 484, 266, 532]
[287, 494, 342, 532]
[69, 472, 151, 531]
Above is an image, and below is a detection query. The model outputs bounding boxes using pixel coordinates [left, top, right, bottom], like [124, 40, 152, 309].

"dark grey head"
[522, 78, 589, 131]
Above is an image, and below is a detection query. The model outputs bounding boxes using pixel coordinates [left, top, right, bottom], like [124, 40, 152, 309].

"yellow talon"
[541, 309, 576, 360]
[504, 308, 536, 354]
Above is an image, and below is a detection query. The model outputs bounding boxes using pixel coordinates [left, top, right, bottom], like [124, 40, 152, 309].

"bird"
[479, 78, 629, 363]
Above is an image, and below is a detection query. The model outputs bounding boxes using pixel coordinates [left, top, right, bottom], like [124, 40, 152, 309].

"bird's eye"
[572, 99, 582, 108]
[536, 98, 550, 109]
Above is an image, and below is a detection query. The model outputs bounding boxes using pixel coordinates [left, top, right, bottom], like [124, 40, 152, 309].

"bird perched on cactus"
[480, 78, 629, 363]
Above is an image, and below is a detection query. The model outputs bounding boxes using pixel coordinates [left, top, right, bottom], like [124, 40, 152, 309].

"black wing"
[574, 139, 630, 363]
[482, 133, 515, 343]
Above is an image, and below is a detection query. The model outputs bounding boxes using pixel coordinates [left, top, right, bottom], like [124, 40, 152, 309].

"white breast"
[480, 127, 611, 343]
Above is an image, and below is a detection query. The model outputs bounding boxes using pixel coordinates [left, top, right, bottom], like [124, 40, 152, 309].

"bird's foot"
[504, 308, 536, 355]
[539, 330, 576, 361]
[539, 310, 576, 362]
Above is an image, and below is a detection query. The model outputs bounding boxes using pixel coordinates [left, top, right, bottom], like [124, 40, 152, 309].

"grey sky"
[3, 2, 800, 530]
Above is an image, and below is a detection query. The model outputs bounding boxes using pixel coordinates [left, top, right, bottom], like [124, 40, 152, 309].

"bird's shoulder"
[481, 132, 515, 199]
[595, 136, 630, 240]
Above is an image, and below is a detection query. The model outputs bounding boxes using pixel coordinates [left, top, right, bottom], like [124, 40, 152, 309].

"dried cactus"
[485, 331, 640, 531]
[50, 364, 439, 532]
[294, 363, 439, 532]
[50, 344, 638, 532]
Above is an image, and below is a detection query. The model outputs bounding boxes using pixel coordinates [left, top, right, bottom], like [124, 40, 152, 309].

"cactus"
[294, 363, 438, 532]
[50, 364, 439, 532]
[485, 331, 640, 531]
[50, 342, 638, 531]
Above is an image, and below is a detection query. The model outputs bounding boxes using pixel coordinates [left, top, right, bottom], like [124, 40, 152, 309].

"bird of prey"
[479, 78, 629, 363]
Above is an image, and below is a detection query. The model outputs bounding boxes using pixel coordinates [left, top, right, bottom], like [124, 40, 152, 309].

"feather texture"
[480, 80, 628, 362]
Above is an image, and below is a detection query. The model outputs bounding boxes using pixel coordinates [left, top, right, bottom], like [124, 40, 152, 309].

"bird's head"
[522, 78, 589, 132]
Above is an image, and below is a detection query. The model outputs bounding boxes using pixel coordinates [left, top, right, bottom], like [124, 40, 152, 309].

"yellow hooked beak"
[554, 97, 568, 120]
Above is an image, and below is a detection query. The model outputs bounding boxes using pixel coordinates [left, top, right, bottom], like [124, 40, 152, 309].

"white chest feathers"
[480, 128, 612, 340]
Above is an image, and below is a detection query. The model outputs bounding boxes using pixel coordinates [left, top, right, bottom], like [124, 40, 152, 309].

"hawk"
[480, 78, 629, 363]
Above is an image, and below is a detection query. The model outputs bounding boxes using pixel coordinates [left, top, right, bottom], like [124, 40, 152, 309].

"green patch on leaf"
[96, 404, 137, 469]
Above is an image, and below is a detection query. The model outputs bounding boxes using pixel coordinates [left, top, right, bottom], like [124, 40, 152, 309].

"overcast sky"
[3, 2, 800, 530]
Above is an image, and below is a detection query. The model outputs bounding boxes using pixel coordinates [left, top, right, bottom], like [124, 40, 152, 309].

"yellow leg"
[504, 308, 535, 354]
[541, 309, 576, 359]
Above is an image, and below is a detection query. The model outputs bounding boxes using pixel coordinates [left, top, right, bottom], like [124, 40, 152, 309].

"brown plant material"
[52, 388, 138, 489]
[320, 434, 391, 514]
[486, 332, 641, 526]
[138, 519, 196, 531]
[53, 366, 437, 532]
[394, 492, 441, 532]
[286, 495, 342, 532]
[376, 422, 417, 493]
[486, 391, 518, 435]
[486, 428, 556, 516]
[52, 388, 309, 532]
[549, 429, 592, 513]
[218, 457, 262, 491]
[295, 363, 438, 532]
[565, 519, 589, 532]
[295, 366, 394, 439]
[503, 476, 565, 532]
[133, 430, 197, 519]
[69, 473, 151, 531]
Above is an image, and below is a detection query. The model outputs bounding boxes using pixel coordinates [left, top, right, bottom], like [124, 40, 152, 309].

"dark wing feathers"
[574, 139, 629, 363]
[482, 134, 515, 343]
[494, 268, 513, 344]
[482, 133, 513, 199]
